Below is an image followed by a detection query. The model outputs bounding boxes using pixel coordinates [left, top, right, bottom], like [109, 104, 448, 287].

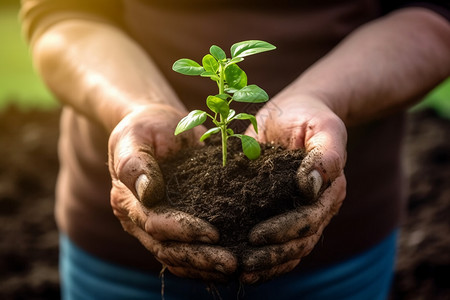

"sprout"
[173, 40, 276, 166]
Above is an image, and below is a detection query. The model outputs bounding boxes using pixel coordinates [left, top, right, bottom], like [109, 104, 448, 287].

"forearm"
[32, 19, 185, 132]
[280, 7, 450, 126]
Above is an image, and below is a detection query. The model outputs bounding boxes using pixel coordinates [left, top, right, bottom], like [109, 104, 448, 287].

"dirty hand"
[241, 96, 347, 284]
[108, 104, 237, 281]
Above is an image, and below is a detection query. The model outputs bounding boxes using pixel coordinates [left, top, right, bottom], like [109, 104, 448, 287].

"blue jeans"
[60, 231, 397, 300]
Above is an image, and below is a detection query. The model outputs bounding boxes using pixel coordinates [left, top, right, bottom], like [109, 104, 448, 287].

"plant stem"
[221, 126, 227, 166]
[218, 62, 227, 166]
[218, 63, 225, 95]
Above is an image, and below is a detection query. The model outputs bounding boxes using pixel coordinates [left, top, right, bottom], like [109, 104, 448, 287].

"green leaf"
[200, 71, 220, 81]
[233, 84, 269, 103]
[226, 128, 234, 135]
[224, 87, 239, 94]
[210, 45, 226, 61]
[230, 40, 276, 58]
[216, 93, 231, 100]
[174, 110, 207, 135]
[202, 54, 219, 73]
[234, 113, 258, 133]
[200, 127, 221, 141]
[233, 134, 261, 160]
[226, 109, 236, 121]
[172, 59, 204, 76]
[225, 64, 247, 90]
[206, 95, 230, 118]
[225, 57, 244, 67]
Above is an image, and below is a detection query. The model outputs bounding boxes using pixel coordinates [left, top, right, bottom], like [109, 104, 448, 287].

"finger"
[129, 125, 206, 206]
[248, 208, 322, 245]
[243, 235, 320, 272]
[167, 266, 232, 283]
[244, 101, 283, 141]
[297, 147, 342, 198]
[109, 129, 166, 207]
[108, 105, 204, 208]
[158, 242, 237, 274]
[249, 175, 346, 245]
[240, 259, 300, 285]
[144, 207, 220, 243]
[297, 121, 347, 200]
[123, 220, 237, 275]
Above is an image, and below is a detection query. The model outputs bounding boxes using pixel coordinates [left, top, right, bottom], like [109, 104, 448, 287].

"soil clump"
[160, 136, 309, 258]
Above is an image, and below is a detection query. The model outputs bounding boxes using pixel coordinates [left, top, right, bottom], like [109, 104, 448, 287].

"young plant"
[173, 40, 276, 166]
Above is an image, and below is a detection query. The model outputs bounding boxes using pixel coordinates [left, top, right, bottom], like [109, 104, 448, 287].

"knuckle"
[154, 245, 175, 266]
[143, 216, 157, 235]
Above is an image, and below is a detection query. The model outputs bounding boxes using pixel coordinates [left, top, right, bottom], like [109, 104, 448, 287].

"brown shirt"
[21, 0, 446, 273]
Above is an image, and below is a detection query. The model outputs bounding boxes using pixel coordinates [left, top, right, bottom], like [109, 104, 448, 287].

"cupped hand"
[108, 104, 237, 282]
[241, 95, 347, 284]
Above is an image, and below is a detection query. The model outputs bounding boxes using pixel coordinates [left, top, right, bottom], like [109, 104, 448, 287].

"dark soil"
[0, 105, 449, 299]
[390, 109, 450, 300]
[160, 137, 308, 257]
[0, 105, 60, 299]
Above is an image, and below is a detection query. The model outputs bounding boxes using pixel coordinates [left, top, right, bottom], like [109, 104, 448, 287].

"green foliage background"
[0, 3, 449, 117]
[0, 3, 57, 111]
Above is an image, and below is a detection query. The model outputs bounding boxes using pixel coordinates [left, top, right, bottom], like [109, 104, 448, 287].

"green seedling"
[173, 40, 276, 166]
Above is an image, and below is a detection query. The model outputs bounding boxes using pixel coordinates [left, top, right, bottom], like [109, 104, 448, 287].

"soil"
[0, 105, 449, 299]
[160, 136, 309, 258]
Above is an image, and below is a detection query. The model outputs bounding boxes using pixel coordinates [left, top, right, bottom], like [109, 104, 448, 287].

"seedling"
[173, 40, 276, 166]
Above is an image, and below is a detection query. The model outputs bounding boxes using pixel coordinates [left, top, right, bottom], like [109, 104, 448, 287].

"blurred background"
[0, 0, 57, 111]
[0, 1, 449, 299]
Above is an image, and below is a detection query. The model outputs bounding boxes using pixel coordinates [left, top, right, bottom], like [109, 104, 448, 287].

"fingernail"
[135, 174, 149, 200]
[198, 235, 214, 244]
[308, 170, 323, 197]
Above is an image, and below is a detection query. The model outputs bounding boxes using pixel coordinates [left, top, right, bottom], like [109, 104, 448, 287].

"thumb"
[109, 136, 166, 207]
[297, 137, 346, 202]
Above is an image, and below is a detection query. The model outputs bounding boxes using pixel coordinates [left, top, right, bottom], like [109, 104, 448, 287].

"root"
[159, 265, 168, 300]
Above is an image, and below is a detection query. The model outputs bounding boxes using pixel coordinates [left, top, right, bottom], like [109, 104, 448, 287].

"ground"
[0, 106, 448, 299]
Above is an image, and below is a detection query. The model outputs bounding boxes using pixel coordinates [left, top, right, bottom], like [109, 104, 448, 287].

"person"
[21, 0, 450, 299]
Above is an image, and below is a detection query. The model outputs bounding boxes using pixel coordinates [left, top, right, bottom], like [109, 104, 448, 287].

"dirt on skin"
[0, 105, 449, 299]
[159, 136, 309, 258]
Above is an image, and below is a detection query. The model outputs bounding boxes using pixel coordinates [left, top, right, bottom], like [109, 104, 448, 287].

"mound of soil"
[0, 105, 448, 299]
[161, 137, 308, 258]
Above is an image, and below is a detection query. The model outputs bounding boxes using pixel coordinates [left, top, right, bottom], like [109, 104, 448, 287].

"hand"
[108, 104, 237, 282]
[241, 96, 347, 284]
